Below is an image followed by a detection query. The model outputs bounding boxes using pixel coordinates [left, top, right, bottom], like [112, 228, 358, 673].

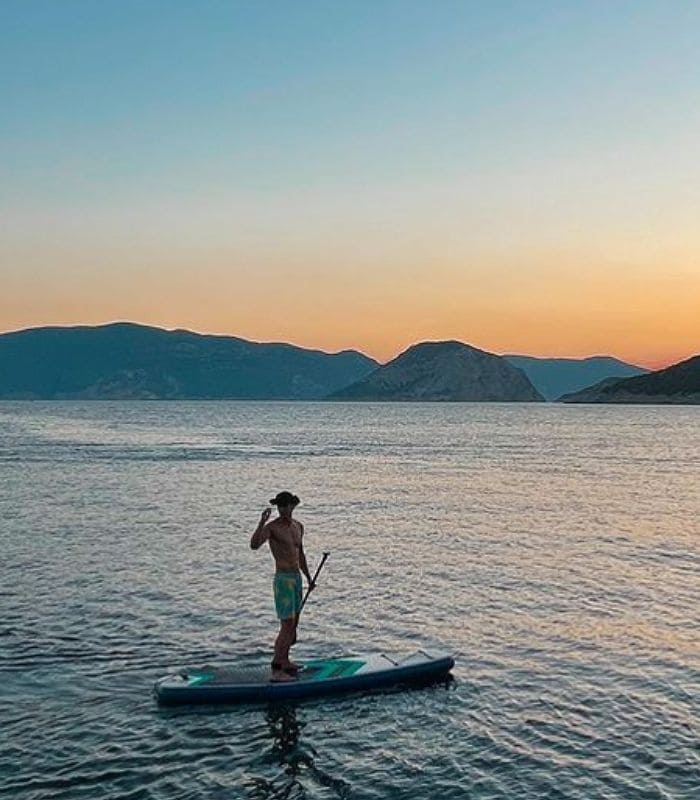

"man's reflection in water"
[268, 703, 306, 777]
[247, 704, 350, 799]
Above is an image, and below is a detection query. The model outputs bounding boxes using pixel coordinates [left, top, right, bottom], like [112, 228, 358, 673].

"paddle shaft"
[299, 551, 330, 614]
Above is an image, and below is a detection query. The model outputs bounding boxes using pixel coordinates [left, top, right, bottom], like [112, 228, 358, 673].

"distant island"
[0, 323, 377, 400]
[0, 322, 694, 403]
[329, 341, 544, 402]
[505, 355, 647, 401]
[559, 355, 700, 404]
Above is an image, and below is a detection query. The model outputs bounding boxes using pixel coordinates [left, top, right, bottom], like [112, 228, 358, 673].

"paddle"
[300, 551, 330, 614]
[291, 551, 330, 646]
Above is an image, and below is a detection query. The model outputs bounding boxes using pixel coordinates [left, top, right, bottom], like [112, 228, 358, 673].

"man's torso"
[268, 519, 302, 572]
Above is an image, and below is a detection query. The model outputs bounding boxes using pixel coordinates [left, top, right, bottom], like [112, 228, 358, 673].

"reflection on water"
[247, 705, 351, 800]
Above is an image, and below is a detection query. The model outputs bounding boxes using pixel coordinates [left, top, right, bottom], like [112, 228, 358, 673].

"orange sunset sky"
[2, 2, 699, 369]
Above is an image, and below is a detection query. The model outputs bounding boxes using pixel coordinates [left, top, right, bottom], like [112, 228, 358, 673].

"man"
[250, 491, 315, 682]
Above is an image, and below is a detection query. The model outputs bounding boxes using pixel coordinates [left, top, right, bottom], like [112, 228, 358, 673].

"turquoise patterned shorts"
[273, 571, 303, 620]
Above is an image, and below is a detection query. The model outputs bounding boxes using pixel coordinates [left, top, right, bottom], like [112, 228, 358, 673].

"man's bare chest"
[270, 524, 301, 550]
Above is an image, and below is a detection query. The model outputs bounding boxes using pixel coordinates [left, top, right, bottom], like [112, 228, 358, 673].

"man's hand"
[250, 508, 272, 550]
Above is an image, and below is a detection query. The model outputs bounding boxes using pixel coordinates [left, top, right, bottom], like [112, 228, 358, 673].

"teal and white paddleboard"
[154, 649, 454, 705]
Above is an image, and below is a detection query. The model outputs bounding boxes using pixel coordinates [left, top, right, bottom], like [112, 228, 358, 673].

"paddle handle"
[299, 551, 330, 613]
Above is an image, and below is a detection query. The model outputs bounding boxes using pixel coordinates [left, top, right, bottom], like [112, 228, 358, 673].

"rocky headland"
[559, 355, 700, 404]
[330, 340, 544, 402]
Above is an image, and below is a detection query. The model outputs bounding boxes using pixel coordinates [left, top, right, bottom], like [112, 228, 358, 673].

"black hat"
[270, 491, 300, 507]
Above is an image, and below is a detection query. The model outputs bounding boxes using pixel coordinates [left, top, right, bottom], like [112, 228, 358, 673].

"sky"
[2, 1, 699, 367]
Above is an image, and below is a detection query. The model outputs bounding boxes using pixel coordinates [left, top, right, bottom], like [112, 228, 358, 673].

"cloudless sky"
[2, 0, 699, 365]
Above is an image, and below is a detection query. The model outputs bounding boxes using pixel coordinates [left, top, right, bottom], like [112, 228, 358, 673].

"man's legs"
[272, 618, 296, 679]
[271, 572, 303, 679]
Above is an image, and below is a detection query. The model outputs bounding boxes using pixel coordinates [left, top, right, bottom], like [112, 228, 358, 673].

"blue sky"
[2, 1, 699, 364]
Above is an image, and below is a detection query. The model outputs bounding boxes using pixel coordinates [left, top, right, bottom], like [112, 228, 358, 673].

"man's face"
[278, 503, 293, 517]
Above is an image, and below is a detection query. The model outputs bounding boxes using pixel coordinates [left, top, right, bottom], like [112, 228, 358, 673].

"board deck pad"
[185, 658, 365, 686]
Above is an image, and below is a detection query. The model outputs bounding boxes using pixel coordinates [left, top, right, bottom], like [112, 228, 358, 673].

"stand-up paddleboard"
[154, 649, 454, 706]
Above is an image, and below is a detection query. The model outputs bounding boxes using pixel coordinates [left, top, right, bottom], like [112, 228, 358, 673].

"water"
[1, 401, 698, 799]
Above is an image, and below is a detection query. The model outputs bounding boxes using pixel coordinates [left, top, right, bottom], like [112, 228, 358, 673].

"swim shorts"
[273, 571, 303, 620]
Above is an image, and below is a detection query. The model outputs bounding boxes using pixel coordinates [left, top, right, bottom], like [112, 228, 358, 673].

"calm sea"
[1, 402, 698, 799]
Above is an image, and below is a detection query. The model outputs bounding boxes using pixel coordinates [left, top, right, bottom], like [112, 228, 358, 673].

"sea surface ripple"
[1, 401, 698, 799]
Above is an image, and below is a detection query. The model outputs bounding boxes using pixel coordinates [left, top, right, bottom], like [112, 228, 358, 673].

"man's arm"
[298, 523, 313, 585]
[250, 508, 272, 550]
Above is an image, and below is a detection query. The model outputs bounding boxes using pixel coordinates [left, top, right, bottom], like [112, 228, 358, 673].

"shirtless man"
[250, 491, 314, 682]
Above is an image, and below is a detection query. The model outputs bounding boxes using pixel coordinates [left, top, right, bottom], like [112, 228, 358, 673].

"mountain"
[505, 355, 647, 401]
[330, 340, 544, 402]
[559, 355, 700, 404]
[0, 323, 378, 400]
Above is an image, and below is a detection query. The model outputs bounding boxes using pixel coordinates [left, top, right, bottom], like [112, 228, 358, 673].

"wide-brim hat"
[270, 491, 300, 507]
